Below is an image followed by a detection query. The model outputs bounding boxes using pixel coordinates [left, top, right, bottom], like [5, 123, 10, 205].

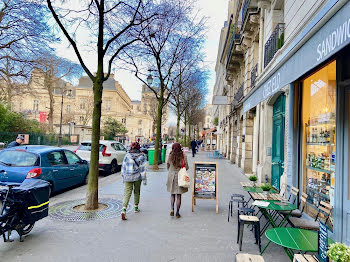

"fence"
[0, 132, 80, 147]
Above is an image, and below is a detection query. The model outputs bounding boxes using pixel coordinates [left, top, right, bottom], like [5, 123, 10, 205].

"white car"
[75, 140, 127, 174]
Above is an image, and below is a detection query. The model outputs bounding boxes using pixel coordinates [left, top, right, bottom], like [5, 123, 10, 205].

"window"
[33, 100, 39, 112]
[78, 143, 105, 152]
[46, 151, 67, 166]
[119, 144, 126, 151]
[106, 100, 111, 112]
[138, 128, 142, 135]
[302, 60, 336, 227]
[80, 101, 85, 110]
[138, 120, 142, 125]
[0, 151, 39, 167]
[66, 105, 71, 113]
[64, 151, 81, 165]
[121, 118, 126, 124]
[79, 116, 85, 122]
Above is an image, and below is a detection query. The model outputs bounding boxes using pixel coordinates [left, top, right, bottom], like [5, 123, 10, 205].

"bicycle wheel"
[19, 223, 35, 235]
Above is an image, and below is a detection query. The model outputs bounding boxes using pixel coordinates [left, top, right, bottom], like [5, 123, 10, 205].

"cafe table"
[243, 186, 278, 194]
[262, 227, 335, 261]
[252, 200, 297, 235]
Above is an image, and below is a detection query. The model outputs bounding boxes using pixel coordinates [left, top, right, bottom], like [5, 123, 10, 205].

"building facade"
[12, 70, 168, 143]
[213, 0, 350, 244]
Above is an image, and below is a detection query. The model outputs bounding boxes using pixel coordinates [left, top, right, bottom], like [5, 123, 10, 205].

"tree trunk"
[85, 78, 103, 210]
[184, 111, 187, 146]
[176, 106, 180, 141]
[48, 91, 54, 133]
[189, 122, 192, 143]
[153, 95, 164, 169]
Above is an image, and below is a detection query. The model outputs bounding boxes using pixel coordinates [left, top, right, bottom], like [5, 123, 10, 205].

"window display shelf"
[306, 142, 334, 146]
[305, 121, 335, 127]
[307, 187, 330, 200]
[306, 165, 333, 174]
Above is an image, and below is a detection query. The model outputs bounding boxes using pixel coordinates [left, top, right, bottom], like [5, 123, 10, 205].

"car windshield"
[0, 150, 39, 167]
[79, 143, 105, 152]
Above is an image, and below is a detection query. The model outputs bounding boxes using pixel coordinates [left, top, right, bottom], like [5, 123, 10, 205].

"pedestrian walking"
[7, 135, 25, 148]
[190, 139, 197, 157]
[121, 142, 147, 220]
[166, 143, 189, 218]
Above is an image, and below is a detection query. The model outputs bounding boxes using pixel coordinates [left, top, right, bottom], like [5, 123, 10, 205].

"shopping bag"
[178, 156, 190, 188]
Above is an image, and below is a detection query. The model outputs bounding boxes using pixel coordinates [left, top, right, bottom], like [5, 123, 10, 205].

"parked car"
[75, 140, 127, 174]
[0, 146, 89, 195]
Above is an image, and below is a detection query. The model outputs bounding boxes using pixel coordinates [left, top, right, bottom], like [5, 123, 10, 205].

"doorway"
[342, 86, 350, 244]
[271, 94, 285, 190]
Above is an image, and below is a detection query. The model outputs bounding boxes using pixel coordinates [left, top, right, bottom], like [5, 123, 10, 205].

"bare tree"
[32, 53, 82, 132]
[0, 0, 55, 102]
[126, 0, 206, 168]
[46, 0, 156, 209]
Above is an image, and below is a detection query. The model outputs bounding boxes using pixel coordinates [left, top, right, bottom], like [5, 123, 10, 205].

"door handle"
[70, 168, 75, 171]
[53, 170, 58, 172]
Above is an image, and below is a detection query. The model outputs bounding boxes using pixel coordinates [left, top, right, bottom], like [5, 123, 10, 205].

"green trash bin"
[148, 149, 155, 165]
[161, 148, 166, 163]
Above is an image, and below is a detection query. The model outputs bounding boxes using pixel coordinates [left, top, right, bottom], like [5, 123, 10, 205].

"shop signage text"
[317, 17, 350, 62]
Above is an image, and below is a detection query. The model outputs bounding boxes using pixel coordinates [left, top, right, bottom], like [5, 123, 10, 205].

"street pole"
[58, 91, 64, 147]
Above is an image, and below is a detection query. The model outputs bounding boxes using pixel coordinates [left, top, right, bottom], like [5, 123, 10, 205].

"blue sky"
[53, 0, 228, 124]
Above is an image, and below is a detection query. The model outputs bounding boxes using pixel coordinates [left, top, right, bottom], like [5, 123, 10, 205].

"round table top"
[255, 200, 297, 211]
[243, 186, 278, 193]
[265, 228, 334, 252]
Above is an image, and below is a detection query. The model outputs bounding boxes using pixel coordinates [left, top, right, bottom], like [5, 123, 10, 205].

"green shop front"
[243, 0, 350, 244]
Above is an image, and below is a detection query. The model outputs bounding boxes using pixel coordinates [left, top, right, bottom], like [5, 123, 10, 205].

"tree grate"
[49, 198, 131, 222]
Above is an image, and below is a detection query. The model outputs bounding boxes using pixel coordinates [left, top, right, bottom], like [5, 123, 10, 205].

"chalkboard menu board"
[318, 222, 329, 262]
[192, 162, 218, 213]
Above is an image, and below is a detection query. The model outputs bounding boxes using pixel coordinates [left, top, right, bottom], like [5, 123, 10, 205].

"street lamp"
[146, 73, 153, 86]
[58, 88, 73, 147]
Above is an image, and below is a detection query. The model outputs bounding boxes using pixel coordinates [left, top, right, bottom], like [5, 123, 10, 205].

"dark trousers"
[192, 148, 196, 157]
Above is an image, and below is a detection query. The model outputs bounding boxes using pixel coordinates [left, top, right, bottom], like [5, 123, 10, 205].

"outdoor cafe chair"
[288, 200, 332, 231]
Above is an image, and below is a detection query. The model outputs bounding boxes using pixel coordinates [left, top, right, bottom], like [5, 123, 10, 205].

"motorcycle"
[0, 179, 50, 242]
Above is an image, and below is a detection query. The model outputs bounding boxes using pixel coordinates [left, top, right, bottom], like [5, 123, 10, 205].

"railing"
[251, 63, 258, 87]
[234, 84, 244, 102]
[264, 23, 285, 68]
[227, 24, 242, 64]
[241, 0, 250, 26]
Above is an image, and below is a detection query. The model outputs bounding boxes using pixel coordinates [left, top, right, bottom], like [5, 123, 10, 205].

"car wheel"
[110, 160, 118, 175]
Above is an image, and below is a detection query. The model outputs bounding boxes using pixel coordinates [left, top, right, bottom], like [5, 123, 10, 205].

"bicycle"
[0, 179, 50, 242]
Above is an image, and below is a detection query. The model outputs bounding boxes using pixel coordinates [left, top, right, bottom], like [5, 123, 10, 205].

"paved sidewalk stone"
[0, 151, 289, 262]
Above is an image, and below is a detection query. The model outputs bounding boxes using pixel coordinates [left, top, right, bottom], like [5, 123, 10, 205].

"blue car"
[0, 146, 89, 195]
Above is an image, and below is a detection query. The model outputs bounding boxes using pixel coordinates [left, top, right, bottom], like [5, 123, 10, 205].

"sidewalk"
[0, 151, 289, 262]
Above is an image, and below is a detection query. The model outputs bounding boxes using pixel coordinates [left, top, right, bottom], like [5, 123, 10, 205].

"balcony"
[226, 24, 242, 64]
[264, 23, 285, 68]
[251, 63, 258, 87]
[234, 84, 244, 102]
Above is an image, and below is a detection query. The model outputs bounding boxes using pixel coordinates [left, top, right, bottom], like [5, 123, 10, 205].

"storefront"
[242, 0, 350, 243]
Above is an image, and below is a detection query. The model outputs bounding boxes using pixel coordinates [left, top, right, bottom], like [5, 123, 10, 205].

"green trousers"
[122, 180, 142, 208]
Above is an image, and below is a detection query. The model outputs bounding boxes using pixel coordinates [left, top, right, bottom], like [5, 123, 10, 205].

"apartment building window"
[33, 100, 39, 112]
[80, 100, 85, 110]
[106, 100, 111, 112]
[138, 120, 142, 125]
[80, 116, 85, 122]
[121, 118, 126, 124]
[66, 105, 71, 113]
[138, 128, 142, 135]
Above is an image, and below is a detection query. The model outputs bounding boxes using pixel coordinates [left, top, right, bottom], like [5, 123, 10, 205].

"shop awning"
[243, 0, 350, 113]
[200, 127, 217, 137]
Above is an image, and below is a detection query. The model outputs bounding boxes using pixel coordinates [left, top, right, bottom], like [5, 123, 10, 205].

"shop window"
[302, 60, 336, 229]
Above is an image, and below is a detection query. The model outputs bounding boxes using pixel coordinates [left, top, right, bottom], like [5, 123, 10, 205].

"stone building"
[11, 69, 168, 143]
[212, 0, 350, 243]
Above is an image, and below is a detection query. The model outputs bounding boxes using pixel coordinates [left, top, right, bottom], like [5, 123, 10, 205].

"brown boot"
[170, 210, 174, 216]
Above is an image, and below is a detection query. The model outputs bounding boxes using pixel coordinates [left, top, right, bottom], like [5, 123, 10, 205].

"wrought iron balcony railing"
[264, 23, 285, 68]
[234, 84, 244, 102]
[226, 24, 242, 64]
[251, 63, 258, 87]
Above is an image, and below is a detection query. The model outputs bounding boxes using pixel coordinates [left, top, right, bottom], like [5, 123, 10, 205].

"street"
[0, 151, 288, 262]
